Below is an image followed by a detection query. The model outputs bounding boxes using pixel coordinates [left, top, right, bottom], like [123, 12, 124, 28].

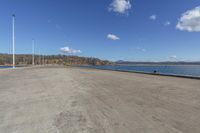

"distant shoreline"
[0, 65, 12, 66]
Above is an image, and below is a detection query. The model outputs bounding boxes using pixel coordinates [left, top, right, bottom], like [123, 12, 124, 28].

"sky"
[0, 0, 200, 61]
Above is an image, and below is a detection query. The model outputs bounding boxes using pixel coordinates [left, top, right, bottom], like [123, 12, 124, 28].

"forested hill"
[0, 54, 112, 66]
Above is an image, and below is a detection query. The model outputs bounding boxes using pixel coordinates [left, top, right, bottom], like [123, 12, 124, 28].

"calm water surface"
[82, 65, 200, 77]
[0, 66, 13, 69]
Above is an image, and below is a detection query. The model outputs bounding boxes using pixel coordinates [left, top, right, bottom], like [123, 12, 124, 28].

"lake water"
[0, 66, 13, 69]
[82, 65, 200, 77]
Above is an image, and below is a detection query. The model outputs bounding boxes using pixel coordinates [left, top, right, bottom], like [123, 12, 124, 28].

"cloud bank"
[177, 6, 200, 32]
[109, 0, 132, 14]
[60, 47, 81, 54]
[107, 34, 120, 40]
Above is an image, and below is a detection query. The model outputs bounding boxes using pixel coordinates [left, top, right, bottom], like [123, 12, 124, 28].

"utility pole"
[39, 49, 41, 65]
[32, 39, 35, 65]
[12, 14, 15, 68]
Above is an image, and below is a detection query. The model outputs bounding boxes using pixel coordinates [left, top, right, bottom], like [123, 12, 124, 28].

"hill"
[0, 54, 112, 66]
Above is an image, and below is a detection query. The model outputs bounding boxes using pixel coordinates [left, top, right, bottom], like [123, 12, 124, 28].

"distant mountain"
[116, 60, 127, 63]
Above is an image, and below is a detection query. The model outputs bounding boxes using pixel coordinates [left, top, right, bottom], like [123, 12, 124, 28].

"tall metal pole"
[32, 39, 35, 65]
[12, 14, 15, 68]
[39, 49, 41, 65]
[43, 55, 45, 65]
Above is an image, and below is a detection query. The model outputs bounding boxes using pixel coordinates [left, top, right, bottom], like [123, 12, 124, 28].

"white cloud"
[109, 0, 132, 14]
[170, 55, 177, 58]
[107, 34, 120, 40]
[169, 55, 177, 60]
[177, 6, 200, 32]
[149, 15, 157, 20]
[60, 47, 81, 54]
[164, 21, 171, 26]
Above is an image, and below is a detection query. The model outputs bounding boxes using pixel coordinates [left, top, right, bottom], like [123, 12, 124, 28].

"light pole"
[39, 49, 41, 65]
[32, 39, 35, 65]
[12, 14, 15, 68]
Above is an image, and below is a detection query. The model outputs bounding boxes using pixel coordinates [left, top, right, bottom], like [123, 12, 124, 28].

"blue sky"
[0, 0, 200, 61]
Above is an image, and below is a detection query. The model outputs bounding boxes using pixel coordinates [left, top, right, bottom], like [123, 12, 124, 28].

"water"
[82, 65, 200, 77]
[0, 66, 13, 69]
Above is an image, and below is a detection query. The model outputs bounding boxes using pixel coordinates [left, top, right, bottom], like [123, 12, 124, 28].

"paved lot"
[0, 67, 200, 133]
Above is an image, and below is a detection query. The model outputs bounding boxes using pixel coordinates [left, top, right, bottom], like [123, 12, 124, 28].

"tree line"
[0, 54, 112, 66]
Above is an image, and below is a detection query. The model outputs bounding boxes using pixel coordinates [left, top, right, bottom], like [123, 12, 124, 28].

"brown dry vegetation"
[0, 54, 112, 66]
